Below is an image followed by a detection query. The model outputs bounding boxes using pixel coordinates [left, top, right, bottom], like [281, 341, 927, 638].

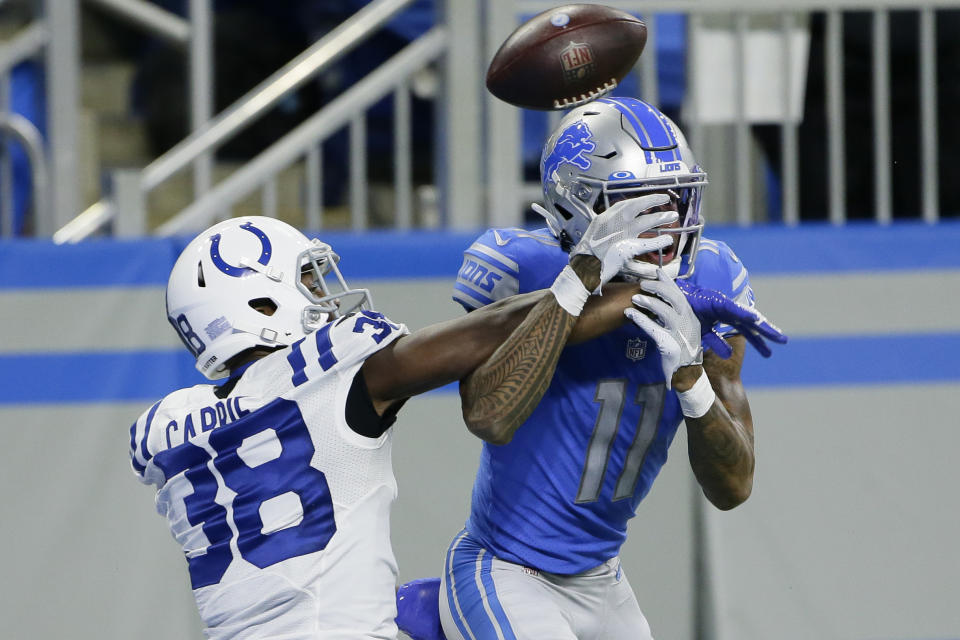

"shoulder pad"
[291, 311, 409, 381]
[453, 228, 565, 310]
[692, 238, 753, 302]
[129, 385, 212, 481]
[129, 400, 162, 480]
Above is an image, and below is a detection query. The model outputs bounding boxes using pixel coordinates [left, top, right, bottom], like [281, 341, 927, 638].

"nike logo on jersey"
[491, 229, 561, 247]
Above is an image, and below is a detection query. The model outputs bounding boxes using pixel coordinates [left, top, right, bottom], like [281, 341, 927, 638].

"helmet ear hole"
[555, 203, 575, 221]
[249, 298, 278, 316]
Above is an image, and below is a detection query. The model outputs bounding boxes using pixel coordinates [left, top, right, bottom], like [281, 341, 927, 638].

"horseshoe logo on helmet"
[209, 221, 273, 277]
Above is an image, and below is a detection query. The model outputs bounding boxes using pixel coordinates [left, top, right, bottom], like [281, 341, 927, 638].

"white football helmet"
[538, 97, 707, 279]
[166, 216, 372, 380]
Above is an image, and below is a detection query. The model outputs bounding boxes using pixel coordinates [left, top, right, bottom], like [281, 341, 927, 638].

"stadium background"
[1, 1, 959, 639]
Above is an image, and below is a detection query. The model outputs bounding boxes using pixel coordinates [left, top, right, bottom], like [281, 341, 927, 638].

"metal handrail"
[55, 0, 418, 242]
[511, 0, 960, 228]
[52, 201, 113, 243]
[519, 0, 960, 9]
[141, 0, 415, 191]
[0, 114, 49, 233]
[0, 23, 49, 75]
[85, 0, 190, 46]
[0, 21, 50, 237]
[158, 26, 448, 236]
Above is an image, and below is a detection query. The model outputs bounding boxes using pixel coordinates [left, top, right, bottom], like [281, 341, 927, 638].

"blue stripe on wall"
[703, 221, 960, 275]
[0, 350, 206, 404]
[0, 237, 189, 289]
[2, 333, 957, 405]
[3, 222, 959, 289]
[740, 333, 960, 388]
[0, 231, 479, 289]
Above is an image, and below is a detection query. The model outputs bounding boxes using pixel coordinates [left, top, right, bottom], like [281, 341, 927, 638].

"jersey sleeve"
[129, 400, 162, 483]
[292, 310, 410, 380]
[452, 228, 567, 311]
[691, 238, 758, 337]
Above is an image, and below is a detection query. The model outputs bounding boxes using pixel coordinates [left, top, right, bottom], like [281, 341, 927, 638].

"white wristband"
[676, 370, 716, 418]
[549, 265, 591, 317]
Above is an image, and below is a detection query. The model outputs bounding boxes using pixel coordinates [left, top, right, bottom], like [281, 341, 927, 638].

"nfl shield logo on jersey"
[626, 338, 647, 361]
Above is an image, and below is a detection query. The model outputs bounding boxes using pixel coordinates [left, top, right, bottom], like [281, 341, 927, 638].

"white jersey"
[129, 311, 409, 639]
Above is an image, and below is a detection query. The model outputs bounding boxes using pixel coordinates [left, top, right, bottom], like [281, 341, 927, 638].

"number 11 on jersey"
[576, 380, 665, 503]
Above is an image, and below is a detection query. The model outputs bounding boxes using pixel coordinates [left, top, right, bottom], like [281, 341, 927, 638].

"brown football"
[486, 4, 647, 110]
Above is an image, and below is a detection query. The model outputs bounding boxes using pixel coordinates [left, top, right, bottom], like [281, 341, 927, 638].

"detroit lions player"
[129, 210, 678, 640]
[441, 98, 786, 640]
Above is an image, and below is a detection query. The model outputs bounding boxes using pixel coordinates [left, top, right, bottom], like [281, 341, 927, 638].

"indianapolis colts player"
[128, 210, 680, 640]
[439, 98, 787, 640]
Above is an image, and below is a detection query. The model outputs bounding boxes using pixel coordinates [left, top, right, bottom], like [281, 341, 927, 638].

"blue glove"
[396, 577, 448, 640]
[674, 279, 787, 358]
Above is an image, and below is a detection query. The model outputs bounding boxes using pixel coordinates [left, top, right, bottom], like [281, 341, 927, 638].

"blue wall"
[2, 222, 958, 405]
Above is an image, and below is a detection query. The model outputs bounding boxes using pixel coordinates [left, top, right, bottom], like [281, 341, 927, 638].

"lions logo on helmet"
[166, 216, 373, 379]
[542, 120, 596, 186]
[538, 97, 707, 280]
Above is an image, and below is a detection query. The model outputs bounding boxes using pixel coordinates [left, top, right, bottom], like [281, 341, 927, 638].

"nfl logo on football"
[560, 41, 596, 82]
[626, 338, 647, 361]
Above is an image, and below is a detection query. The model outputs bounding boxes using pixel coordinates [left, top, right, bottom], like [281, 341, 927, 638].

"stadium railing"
[508, 0, 960, 226]
[54, 0, 433, 241]
[0, 21, 47, 237]
[0, 0, 212, 237]
[34, 0, 960, 240]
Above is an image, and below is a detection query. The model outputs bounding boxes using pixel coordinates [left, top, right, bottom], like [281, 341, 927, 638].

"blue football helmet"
[166, 216, 372, 379]
[538, 97, 707, 279]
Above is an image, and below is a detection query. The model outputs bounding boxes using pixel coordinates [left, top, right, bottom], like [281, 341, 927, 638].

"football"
[486, 4, 647, 110]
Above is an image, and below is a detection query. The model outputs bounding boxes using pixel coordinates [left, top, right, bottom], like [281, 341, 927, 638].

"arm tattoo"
[687, 403, 754, 468]
[460, 256, 598, 443]
[460, 299, 576, 440]
[685, 341, 756, 509]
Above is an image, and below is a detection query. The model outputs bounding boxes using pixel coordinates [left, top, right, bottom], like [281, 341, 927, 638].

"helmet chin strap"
[531, 202, 563, 238]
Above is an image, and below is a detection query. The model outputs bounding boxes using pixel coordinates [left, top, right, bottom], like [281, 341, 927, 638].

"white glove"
[624, 269, 703, 389]
[569, 194, 678, 292]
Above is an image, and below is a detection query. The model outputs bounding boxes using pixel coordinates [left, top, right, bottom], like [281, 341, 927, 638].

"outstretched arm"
[361, 274, 646, 439]
[456, 256, 599, 444]
[362, 255, 601, 444]
[363, 196, 679, 444]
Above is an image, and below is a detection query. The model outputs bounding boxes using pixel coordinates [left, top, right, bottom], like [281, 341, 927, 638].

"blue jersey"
[452, 228, 756, 574]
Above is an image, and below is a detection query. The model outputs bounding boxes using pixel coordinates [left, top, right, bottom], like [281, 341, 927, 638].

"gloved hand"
[566, 194, 678, 292]
[624, 269, 703, 389]
[674, 279, 788, 358]
[396, 577, 447, 640]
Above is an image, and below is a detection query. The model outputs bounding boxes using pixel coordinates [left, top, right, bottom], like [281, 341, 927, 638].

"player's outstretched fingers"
[742, 328, 773, 358]
[630, 291, 677, 329]
[639, 269, 688, 313]
[599, 236, 673, 287]
[733, 309, 786, 358]
[702, 330, 733, 359]
[620, 192, 671, 217]
[622, 206, 677, 237]
[753, 313, 789, 344]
